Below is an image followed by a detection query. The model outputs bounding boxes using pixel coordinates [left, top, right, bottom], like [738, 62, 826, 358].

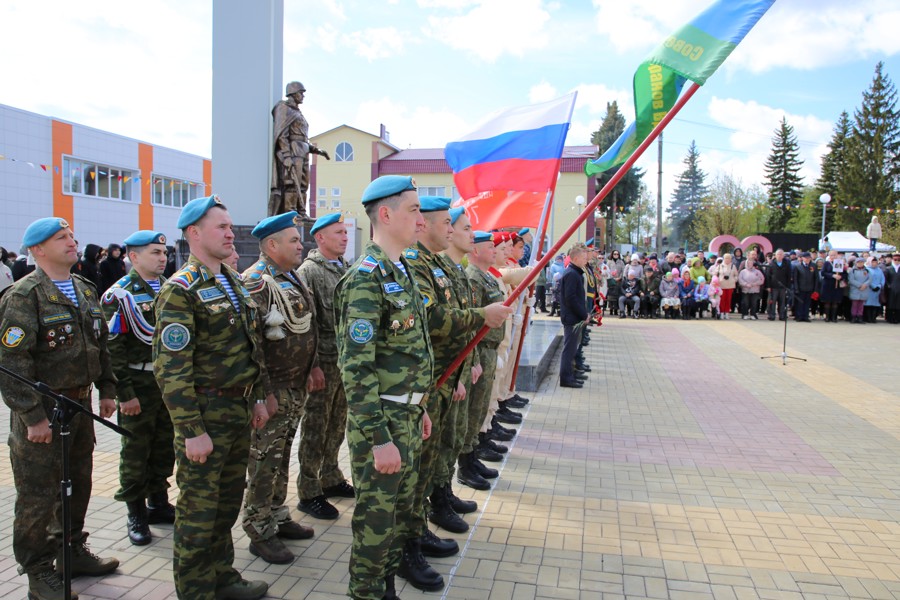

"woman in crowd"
[819, 250, 846, 322]
[738, 259, 765, 319]
[659, 271, 681, 319]
[688, 256, 710, 285]
[865, 256, 885, 323]
[678, 270, 696, 320]
[848, 258, 870, 323]
[709, 253, 738, 319]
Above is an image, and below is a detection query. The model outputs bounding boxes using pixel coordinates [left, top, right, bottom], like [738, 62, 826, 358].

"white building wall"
[72, 199, 140, 248]
[0, 105, 53, 251]
[72, 126, 139, 171]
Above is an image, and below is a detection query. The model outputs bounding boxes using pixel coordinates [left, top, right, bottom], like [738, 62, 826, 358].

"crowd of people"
[542, 244, 900, 325]
[0, 180, 547, 600]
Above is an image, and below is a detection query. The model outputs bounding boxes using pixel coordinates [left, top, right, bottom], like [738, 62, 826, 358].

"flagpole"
[435, 82, 701, 389]
[508, 187, 555, 392]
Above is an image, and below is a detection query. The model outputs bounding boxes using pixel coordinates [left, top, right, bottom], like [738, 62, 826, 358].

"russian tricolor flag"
[445, 93, 577, 201]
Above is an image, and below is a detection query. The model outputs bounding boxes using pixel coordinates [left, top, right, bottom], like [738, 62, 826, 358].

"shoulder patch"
[2, 326, 25, 348]
[422, 292, 434, 307]
[170, 267, 199, 289]
[359, 255, 378, 274]
[404, 248, 419, 260]
[160, 323, 190, 351]
[432, 267, 447, 278]
[348, 318, 375, 344]
[245, 261, 268, 281]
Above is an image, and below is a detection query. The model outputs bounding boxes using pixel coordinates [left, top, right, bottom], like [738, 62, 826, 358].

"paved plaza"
[2, 316, 899, 599]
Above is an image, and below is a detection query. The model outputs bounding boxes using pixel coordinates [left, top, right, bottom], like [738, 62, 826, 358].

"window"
[317, 199, 326, 208]
[318, 187, 327, 197]
[332, 187, 341, 197]
[151, 175, 205, 208]
[63, 157, 135, 201]
[417, 186, 447, 197]
[331, 198, 341, 209]
[335, 142, 354, 162]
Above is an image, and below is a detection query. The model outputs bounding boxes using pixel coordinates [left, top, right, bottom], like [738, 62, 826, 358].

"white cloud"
[590, 0, 697, 53]
[343, 27, 406, 61]
[424, 0, 551, 62]
[353, 98, 471, 148]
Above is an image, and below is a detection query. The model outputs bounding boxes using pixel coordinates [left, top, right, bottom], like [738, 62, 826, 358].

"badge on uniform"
[348, 318, 375, 344]
[161, 323, 191, 351]
[422, 292, 433, 307]
[383, 282, 403, 294]
[2, 327, 25, 348]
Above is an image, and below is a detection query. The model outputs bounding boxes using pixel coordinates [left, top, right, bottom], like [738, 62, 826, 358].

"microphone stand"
[0, 365, 130, 600]
[760, 280, 806, 366]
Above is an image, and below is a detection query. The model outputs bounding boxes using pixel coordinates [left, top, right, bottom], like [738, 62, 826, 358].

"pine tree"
[667, 141, 708, 247]
[763, 116, 804, 231]
[590, 101, 643, 249]
[837, 61, 900, 232]
[814, 111, 850, 235]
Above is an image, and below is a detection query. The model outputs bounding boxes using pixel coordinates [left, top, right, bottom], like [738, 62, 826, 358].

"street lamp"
[575, 195, 585, 242]
[819, 193, 831, 248]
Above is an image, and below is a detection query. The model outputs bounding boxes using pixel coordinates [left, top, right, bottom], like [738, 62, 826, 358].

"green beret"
[177, 195, 225, 229]
[449, 207, 465, 225]
[473, 230, 493, 244]
[251, 211, 301, 239]
[123, 230, 167, 247]
[361, 175, 416, 205]
[419, 196, 452, 213]
[23, 217, 70, 247]
[310, 212, 345, 235]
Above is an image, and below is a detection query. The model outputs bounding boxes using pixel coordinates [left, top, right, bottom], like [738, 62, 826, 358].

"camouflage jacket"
[440, 254, 480, 385]
[152, 255, 267, 439]
[0, 268, 116, 426]
[405, 242, 485, 382]
[466, 263, 506, 349]
[243, 254, 318, 391]
[335, 241, 433, 446]
[101, 269, 164, 402]
[296, 248, 347, 360]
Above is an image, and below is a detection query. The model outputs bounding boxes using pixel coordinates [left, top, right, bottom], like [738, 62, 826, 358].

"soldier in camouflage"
[153, 196, 272, 600]
[101, 230, 176, 547]
[295, 212, 355, 521]
[459, 232, 508, 490]
[240, 211, 319, 565]
[0, 217, 119, 600]
[335, 175, 434, 600]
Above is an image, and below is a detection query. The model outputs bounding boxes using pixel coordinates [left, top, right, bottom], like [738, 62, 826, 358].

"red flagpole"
[436, 82, 701, 389]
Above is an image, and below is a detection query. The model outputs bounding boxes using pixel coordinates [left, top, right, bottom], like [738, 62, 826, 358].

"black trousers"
[560, 324, 580, 384]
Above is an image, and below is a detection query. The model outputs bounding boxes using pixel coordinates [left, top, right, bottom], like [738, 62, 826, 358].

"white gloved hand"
[513, 314, 524, 326]
[497, 356, 505, 370]
[525, 295, 536, 308]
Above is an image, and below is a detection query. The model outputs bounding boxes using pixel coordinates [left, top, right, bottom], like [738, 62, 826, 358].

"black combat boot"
[471, 454, 499, 479]
[383, 574, 400, 600]
[146, 491, 176, 525]
[444, 483, 477, 514]
[125, 500, 151, 546]
[397, 538, 444, 592]
[428, 486, 469, 533]
[456, 453, 490, 490]
[419, 528, 459, 558]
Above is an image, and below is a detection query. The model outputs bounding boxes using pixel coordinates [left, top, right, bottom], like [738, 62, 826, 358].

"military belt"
[127, 362, 154, 372]
[380, 392, 425, 406]
[196, 385, 254, 398]
[58, 386, 92, 401]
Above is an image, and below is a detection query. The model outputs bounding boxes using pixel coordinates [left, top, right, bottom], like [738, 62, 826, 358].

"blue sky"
[2, 0, 899, 203]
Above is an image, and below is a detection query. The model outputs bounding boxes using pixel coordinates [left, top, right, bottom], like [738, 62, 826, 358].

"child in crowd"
[708, 275, 723, 319]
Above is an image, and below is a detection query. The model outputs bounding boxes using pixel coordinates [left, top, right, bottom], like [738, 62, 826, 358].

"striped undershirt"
[215, 274, 241, 312]
[52, 279, 78, 306]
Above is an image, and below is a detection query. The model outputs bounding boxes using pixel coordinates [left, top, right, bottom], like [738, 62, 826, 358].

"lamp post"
[819, 193, 831, 248]
[575, 195, 585, 242]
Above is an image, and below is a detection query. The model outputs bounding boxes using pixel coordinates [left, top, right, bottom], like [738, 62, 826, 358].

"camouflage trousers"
[242, 387, 305, 542]
[114, 371, 175, 502]
[297, 359, 348, 500]
[443, 376, 470, 482]
[347, 402, 422, 600]
[173, 391, 250, 600]
[462, 346, 498, 454]
[9, 395, 94, 574]
[412, 381, 455, 534]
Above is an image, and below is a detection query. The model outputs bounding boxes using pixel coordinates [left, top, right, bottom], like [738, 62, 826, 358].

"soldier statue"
[269, 81, 330, 220]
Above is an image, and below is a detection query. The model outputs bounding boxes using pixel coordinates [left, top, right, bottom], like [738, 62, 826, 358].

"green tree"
[785, 186, 824, 234]
[618, 185, 657, 249]
[815, 110, 850, 232]
[694, 174, 768, 241]
[837, 61, 900, 232]
[763, 116, 805, 231]
[590, 101, 644, 249]
[666, 141, 708, 248]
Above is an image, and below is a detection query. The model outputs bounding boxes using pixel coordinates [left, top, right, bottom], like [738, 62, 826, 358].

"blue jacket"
[866, 266, 885, 307]
[559, 265, 588, 326]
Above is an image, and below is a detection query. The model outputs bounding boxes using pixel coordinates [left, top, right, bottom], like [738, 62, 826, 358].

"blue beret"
[123, 230, 167, 247]
[449, 207, 465, 225]
[585, 237, 594, 247]
[518, 228, 530, 236]
[23, 217, 70, 247]
[310, 212, 345, 235]
[419, 196, 452, 213]
[177, 195, 225, 229]
[251, 211, 301, 239]
[361, 175, 416, 205]
[473, 230, 493, 244]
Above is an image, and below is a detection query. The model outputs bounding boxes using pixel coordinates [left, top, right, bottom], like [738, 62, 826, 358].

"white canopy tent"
[821, 231, 896, 253]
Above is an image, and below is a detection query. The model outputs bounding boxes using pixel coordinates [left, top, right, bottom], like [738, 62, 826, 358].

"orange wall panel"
[203, 159, 212, 193]
[51, 121, 73, 225]
[138, 143, 154, 229]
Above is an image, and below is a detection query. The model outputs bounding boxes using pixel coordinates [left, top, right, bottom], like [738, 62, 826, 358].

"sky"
[2, 0, 899, 210]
